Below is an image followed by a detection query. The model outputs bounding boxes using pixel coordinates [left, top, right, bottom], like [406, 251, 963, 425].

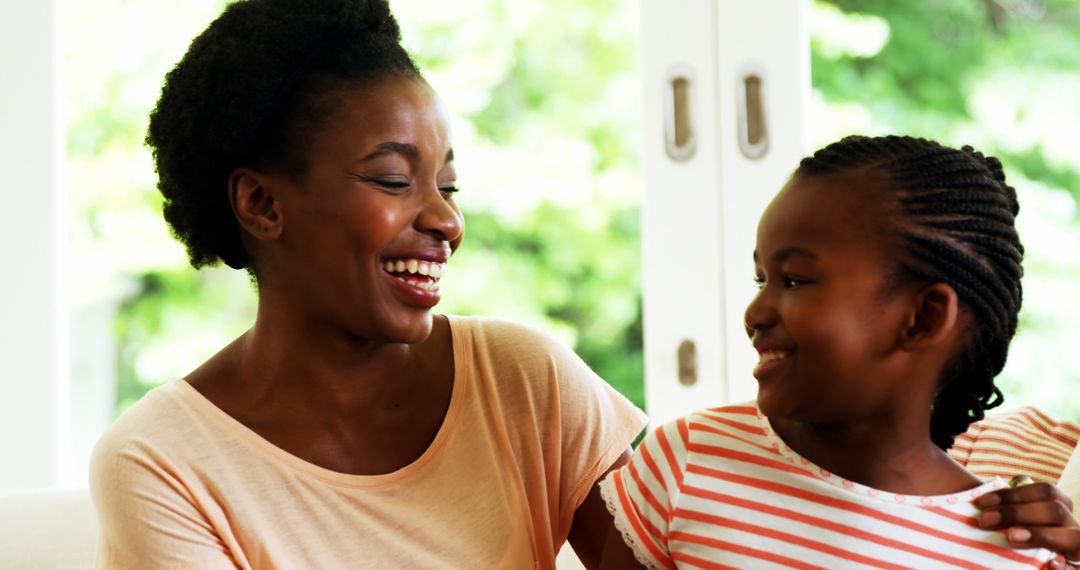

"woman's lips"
[380, 257, 446, 309]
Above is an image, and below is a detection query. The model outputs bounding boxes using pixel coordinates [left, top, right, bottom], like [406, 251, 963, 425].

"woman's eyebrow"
[359, 142, 419, 162]
[357, 143, 455, 164]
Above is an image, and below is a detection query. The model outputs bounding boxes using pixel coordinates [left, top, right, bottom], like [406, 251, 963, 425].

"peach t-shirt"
[90, 316, 647, 569]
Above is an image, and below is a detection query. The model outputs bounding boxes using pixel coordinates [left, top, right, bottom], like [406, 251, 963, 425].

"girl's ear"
[229, 168, 284, 241]
[899, 282, 961, 352]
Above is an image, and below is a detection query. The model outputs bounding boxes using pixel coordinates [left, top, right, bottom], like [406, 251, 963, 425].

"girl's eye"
[783, 276, 807, 289]
[439, 185, 460, 197]
[753, 275, 765, 288]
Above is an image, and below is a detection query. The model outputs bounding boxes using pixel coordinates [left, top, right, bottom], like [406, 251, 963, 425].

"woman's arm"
[597, 500, 649, 570]
[91, 435, 239, 569]
[568, 450, 632, 569]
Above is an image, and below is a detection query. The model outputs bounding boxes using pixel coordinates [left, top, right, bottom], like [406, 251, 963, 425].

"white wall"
[0, 0, 70, 488]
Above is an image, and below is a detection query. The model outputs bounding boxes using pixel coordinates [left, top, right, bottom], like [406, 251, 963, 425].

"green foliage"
[444, 202, 644, 406]
[69, 0, 1080, 421]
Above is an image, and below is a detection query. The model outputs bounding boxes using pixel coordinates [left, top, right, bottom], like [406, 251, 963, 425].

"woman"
[91, 0, 1077, 568]
[90, 0, 645, 567]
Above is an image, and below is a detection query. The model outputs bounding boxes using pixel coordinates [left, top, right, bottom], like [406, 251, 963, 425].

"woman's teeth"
[383, 258, 445, 291]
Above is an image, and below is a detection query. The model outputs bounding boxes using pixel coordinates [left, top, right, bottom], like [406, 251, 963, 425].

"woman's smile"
[380, 254, 448, 308]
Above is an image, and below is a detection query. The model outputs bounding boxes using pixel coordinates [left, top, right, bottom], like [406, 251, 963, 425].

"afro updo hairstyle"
[147, 0, 421, 270]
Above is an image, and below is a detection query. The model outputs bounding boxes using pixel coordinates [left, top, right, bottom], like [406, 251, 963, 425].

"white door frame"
[640, 0, 811, 426]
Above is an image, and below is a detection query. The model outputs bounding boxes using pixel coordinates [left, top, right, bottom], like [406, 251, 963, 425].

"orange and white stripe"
[948, 406, 1080, 483]
[600, 404, 1056, 570]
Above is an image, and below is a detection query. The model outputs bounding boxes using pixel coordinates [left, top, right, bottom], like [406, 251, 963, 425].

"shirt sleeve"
[598, 418, 689, 570]
[543, 332, 649, 538]
[949, 406, 1080, 483]
[90, 428, 239, 569]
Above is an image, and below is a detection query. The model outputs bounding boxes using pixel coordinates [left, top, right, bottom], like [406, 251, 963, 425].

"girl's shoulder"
[688, 401, 767, 433]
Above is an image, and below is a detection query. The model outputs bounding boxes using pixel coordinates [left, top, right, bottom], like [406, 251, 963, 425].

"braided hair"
[795, 135, 1024, 450]
[147, 0, 421, 270]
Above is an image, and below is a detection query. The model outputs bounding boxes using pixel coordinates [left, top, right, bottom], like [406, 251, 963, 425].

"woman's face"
[744, 174, 915, 423]
[263, 77, 464, 344]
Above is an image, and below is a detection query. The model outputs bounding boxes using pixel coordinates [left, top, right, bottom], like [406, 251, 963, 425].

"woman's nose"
[416, 186, 464, 245]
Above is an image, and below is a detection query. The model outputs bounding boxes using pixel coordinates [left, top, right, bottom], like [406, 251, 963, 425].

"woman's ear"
[899, 282, 961, 352]
[229, 168, 283, 241]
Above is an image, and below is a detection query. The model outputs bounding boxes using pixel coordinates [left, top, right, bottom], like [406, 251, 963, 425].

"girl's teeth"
[760, 352, 787, 363]
[395, 260, 406, 272]
[418, 262, 430, 276]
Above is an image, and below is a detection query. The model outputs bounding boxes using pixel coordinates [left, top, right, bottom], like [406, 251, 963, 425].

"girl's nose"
[744, 289, 776, 338]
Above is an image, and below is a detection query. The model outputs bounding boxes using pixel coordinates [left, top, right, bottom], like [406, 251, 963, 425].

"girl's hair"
[795, 135, 1024, 450]
[147, 0, 421, 270]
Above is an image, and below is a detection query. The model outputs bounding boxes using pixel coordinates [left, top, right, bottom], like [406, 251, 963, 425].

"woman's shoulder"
[446, 314, 577, 361]
[445, 314, 631, 412]
[91, 380, 209, 471]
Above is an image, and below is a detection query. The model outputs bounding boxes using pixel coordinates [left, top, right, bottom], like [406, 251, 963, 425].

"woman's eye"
[438, 185, 460, 197]
[373, 179, 410, 189]
[753, 275, 765, 288]
[783, 276, 806, 288]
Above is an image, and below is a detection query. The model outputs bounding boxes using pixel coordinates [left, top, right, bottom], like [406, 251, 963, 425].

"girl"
[598, 135, 1075, 569]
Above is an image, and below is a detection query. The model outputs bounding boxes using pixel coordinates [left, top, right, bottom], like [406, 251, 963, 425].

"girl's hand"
[976, 482, 1079, 570]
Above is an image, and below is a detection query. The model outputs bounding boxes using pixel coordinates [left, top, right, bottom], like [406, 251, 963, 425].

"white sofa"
[0, 487, 98, 569]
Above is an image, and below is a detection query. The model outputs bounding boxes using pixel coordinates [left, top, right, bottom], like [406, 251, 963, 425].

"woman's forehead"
[310, 78, 452, 158]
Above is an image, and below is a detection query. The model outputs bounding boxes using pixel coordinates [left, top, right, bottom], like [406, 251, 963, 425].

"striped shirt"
[600, 403, 1055, 570]
[949, 406, 1080, 484]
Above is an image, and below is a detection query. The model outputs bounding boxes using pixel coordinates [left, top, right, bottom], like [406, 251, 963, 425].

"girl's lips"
[753, 350, 790, 380]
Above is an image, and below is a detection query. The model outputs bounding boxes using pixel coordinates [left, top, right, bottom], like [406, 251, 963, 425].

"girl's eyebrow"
[358, 143, 454, 163]
[753, 246, 818, 263]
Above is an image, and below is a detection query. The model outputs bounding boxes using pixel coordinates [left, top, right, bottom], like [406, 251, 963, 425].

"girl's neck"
[769, 414, 982, 496]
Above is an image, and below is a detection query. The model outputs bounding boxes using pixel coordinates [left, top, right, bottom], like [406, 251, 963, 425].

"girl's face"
[745, 173, 915, 423]
[263, 77, 464, 344]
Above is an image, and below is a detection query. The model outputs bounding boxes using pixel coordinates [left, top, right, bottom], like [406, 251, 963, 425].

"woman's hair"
[795, 135, 1024, 450]
[147, 0, 421, 270]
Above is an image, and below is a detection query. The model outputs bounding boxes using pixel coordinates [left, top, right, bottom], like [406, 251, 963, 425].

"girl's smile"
[751, 337, 794, 379]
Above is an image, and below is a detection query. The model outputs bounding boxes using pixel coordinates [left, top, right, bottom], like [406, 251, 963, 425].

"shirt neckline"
[751, 405, 1007, 507]
[167, 315, 468, 489]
